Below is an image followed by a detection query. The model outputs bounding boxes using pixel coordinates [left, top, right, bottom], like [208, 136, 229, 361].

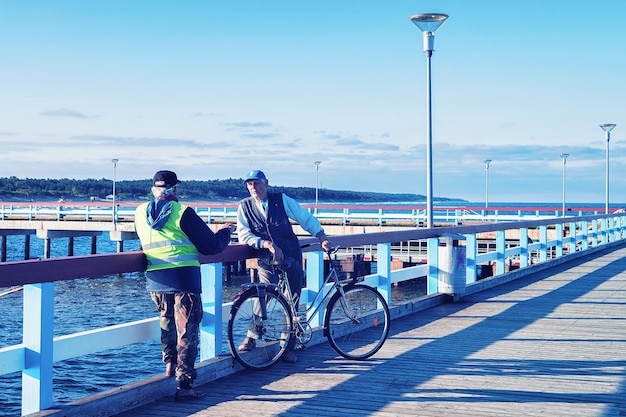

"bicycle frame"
[276, 257, 354, 338]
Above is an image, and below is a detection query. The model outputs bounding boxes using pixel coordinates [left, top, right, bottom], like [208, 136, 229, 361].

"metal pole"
[560, 154, 569, 217]
[600, 124, 616, 214]
[410, 13, 447, 228]
[111, 158, 119, 223]
[605, 132, 610, 214]
[314, 161, 321, 208]
[484, 159, 492, 216]
[425, 46, 433, 228]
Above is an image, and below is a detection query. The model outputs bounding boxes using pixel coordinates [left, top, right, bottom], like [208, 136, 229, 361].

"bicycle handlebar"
[300, 242, 340, 256]
[271, 245, 339, 272]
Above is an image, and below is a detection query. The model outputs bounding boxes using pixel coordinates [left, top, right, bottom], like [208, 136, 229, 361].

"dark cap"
[244, 170, 267, 182]
[153, 170, 181, 188]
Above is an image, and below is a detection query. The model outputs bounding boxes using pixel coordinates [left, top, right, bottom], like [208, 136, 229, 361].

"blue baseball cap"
[244, 170, 267, 182]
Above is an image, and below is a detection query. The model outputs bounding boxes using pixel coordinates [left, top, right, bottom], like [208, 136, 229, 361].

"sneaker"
[238, 337, 256, 352]
[175, 387, 204, 401]
[165, 362, 175, 377]
[282, 350, 297, 363]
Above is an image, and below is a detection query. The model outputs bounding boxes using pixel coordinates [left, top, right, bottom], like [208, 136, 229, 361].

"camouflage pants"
[150, 292, 202, 384]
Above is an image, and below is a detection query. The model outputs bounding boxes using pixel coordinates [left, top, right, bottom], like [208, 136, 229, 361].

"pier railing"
[0, 202, 608, 226]
[2, 212, 626, 415]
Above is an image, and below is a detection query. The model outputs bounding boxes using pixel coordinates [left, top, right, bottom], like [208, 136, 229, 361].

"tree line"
[0, 176, 457, 203]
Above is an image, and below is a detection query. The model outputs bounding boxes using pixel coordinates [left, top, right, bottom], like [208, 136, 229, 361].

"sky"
[1, 1, 625, 204]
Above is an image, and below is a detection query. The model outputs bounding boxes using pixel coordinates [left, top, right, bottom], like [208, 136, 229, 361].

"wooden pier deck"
[41, 245, 626, 417]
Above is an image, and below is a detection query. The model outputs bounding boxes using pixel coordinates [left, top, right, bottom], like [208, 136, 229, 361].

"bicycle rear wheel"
[227, 287, 293, 370]
[324, 284, 390, 360]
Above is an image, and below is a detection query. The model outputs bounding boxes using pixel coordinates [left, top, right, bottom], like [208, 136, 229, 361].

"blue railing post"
[519, 227, 529, 267]
[539, 225, 548, 262]
[591, 219, 600, 247]
[555, 223, 564, 257]
[613, 216, 621, 242]
[465, 234, 477, 284]
[200, 262, 222, 359]
[600, 218, 608, 244]
[495, 230, 506, 275]
[568, 221, 576, 253]
[580, 220, 589, 250]
[22, 283, 54, 415]
[305, 251, 325, 326]
[427, 237, 438, 295]
[376, 243, 391, 304]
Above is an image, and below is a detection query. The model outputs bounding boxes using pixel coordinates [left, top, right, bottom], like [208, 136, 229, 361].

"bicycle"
[227, 246, 391, 370]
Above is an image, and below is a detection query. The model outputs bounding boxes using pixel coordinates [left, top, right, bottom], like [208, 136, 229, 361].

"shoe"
[165, 362, 175, 377]
[282, 350, 297, 363]
[238, 337, 256, 352]
[175, 387, 204, 401]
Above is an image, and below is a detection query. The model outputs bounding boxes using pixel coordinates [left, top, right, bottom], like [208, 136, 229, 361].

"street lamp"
[600, 124, 616, 214]
[484, 159, 492, 216]
[560, 153, 569, 217]
[111, 158, 119, 223]
[410, 13, 448, 228]
[313, 161, 321, 208]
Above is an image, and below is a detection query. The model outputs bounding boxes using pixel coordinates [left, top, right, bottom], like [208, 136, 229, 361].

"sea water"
[0, 235, 160, 416]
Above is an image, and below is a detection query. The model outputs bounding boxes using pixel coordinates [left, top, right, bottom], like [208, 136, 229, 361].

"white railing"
[1, 212, 626, 415]
[0, 202, 607, 225]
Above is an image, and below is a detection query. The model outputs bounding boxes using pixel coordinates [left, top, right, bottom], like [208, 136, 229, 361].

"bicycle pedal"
[294, 344, 305, 351]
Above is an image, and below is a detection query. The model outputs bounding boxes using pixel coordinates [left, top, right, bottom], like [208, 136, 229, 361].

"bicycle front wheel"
[324, 284, 390, 360]
[227, 287, 293, 370]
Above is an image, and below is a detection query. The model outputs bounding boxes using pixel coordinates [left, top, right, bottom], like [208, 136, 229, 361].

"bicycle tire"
[324, 284, 390, 360]
[227, 286, 293, 370]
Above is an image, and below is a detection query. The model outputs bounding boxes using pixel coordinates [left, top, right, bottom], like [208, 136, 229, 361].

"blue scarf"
[146, 199, 173, 230]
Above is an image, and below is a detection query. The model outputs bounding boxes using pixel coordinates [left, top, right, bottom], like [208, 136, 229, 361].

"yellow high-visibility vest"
[135, 201, 199, 271]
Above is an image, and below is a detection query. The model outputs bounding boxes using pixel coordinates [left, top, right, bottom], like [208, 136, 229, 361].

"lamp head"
[600, 123, 616, 133]
[409, 13, 449, 33]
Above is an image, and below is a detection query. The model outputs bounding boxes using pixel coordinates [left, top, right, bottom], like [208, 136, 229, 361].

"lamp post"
[111, 158, 119, 223]
[560, 153, 569, 217]
[484, 159, 492, 217]
[410, 13, 448, 228]
[313, 161, 321, 208]
[600, 124, 616, 214]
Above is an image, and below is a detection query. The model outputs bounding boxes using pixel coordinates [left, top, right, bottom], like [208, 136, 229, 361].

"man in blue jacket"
[236, 169, 331, 363]
[135, 170, 232, 400]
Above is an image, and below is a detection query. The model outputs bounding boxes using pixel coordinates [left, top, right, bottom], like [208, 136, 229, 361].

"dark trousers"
[255, 259, 303, 350]
[150, 292, 202, 385]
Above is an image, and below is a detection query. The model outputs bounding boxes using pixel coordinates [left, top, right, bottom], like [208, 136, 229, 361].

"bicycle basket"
[335, 257, 365, 283]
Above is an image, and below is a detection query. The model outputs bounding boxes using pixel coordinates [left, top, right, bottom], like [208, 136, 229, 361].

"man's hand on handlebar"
[318, 234, 332, 253]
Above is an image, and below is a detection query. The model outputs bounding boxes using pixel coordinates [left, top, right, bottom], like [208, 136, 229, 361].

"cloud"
[224, 121, 273, 130]
[40, 109, 98, 119]
[68, 135, 205, 148]
[192, 112, 223, 118]
[241, 132, 282, 140]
